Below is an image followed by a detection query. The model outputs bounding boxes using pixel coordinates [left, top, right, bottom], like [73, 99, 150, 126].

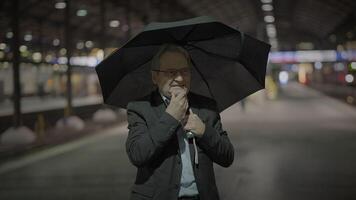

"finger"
[176, 91, 187, 101]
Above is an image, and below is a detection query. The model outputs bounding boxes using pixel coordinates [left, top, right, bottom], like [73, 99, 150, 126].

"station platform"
[0, 82, 356, 200]
[0, 95, 103, 117]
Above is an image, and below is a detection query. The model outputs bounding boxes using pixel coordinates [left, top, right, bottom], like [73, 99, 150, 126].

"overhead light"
[266, 24, 276, 38]
[24, 33, 32, 41]
[60, 48, 67, 55]
[55, 2, 66, 9]
[109, 20, 120, 28]
[346, 31, 354, 39]
[76, 41, 84, 49]
[85, 41, 93, 48]
[32, 52, 42, 62]
[0, 43, 6, 50]
[261, 0, 272, 3]
[264, 15, 275, 23]
[262, 4, 273, 11]
[19, 45, 28, 52]
[53, 38, 60, 46]
[76, 9, 87, 17]
[45, 54, 53, 62]
[6, 31, 13, 39]
[269, 38, 278, 49]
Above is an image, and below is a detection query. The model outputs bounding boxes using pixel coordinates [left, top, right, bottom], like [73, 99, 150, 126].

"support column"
[12, 0, 22, 127]
[65, 0, 73, 116]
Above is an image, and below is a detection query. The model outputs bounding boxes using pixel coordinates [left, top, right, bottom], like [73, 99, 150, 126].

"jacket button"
[175, 184, 179, 189]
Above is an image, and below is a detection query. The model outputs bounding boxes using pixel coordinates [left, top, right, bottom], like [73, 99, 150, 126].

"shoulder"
[127, 93, 152, 112]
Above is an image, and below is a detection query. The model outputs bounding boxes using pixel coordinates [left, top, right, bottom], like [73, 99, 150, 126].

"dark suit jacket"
[126, 90, 235, 200]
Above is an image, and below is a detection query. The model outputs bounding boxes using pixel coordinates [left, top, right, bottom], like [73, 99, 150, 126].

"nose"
[174, 72, 184, 81]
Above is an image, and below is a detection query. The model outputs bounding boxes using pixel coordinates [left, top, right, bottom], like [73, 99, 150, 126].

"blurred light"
[279, 71, 289, 85]
[55, 2, 66, 9]
[334, 63, 345, 71]
[122, 24, 129, 32]
[291, 64, 298, 72]
[96, 49, 104, 60]
[85, 41, 93, 48]
[32, 52, 42, 62]
[346, 31, 354, 39]
[297, 42, 314, 50]
[60, 64, 68, 71]
[53, 38, 60, 46]
[314, 62, 322, 69]
[53, 64, 60, 71]
[266, 24, 276, 38]
[351, 62, 356, 70]
[76, 41, 84, 49]
[109, 20, 120, 28]
[0, 51, 4, 59]
[329, 35, 336, 43]
[60, 48, 67, 55]
[298, 64, 312, 84]
[269, 38, 278, 49]
[0, 43, 6, 50]
[346, 96, 354, 104]
[264, 15, 275, 23]
[345, 74, 354, 83]
[262, 4, 273, 11]
[70, 56, 99, 67]
[20, 50, 30, 58]
[58, 57, 68, 64]
[3, 62, 10, 69]
[261, 0, 272, 3]
[6, 31, 13, 39]
[337, 45, 344, 51]
[76, 9, 87, 17]
[19, 45, 27, 52]
[45, 54, 53, 62]
[24, 33, 32, 41]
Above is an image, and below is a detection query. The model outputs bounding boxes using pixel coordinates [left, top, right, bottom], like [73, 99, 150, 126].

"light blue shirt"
[160, 94, 199, 197]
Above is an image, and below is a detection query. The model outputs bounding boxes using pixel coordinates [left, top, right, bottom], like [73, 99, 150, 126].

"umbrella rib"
[187, 43, 264, 88]
[181, 24, 198, 43]
[187, 43, 239, 61]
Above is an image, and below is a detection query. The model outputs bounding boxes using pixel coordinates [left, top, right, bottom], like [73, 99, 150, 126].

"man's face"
[152, 51, 191, 98]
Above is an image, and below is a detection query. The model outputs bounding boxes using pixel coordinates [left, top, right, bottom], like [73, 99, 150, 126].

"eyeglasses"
[152, 67, 191, 77]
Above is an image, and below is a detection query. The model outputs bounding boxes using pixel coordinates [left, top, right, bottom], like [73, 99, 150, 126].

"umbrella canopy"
[95, 16, 270, 112]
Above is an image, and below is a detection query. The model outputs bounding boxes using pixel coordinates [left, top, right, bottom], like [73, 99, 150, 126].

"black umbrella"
[95, 16, 270, 112]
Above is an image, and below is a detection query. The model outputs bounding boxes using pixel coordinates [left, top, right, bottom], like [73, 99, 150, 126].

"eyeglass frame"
[151, 67, 191, 77]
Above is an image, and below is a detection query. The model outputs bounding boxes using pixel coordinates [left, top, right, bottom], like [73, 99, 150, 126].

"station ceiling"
[1, 0, 356, 55]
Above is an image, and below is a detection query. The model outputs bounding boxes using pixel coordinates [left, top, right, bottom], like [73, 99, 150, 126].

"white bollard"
[92, 108, 118, 123]
[55, 116, 85, 131]
[0, 126, 37, 145]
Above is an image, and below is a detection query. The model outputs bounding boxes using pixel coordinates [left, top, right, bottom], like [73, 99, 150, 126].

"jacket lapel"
[150, 89, 166, 119]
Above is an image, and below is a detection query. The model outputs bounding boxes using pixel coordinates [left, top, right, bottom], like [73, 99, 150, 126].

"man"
[126, 44, 235, 200]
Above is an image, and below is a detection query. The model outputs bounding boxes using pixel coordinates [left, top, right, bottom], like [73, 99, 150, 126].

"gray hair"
[151, 44, 192, 70]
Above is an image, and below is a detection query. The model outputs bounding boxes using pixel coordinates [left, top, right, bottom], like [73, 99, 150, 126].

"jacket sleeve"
[196, 104, 235, 167]
[125, 102, 180, 167]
